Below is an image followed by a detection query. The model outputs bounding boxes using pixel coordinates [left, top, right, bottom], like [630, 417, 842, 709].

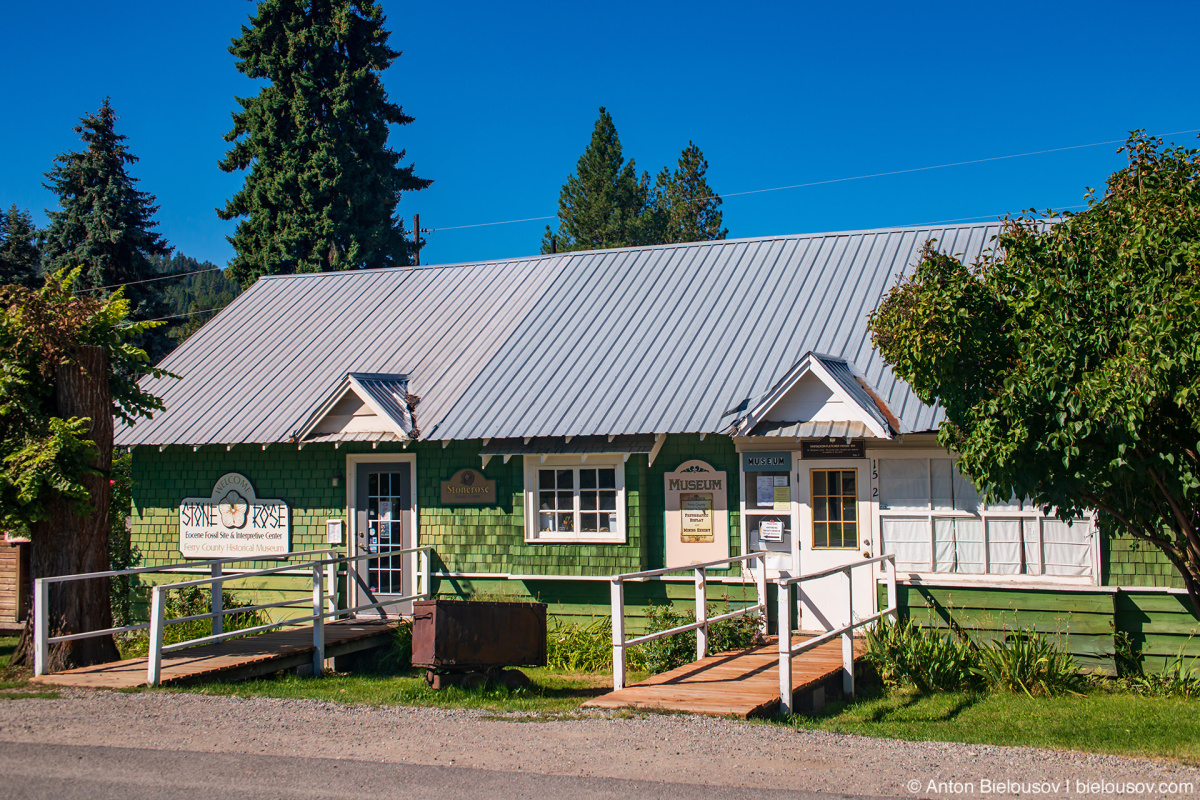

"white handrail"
[145, 546, 432, 685]
[34, 548, 338, 677]
[775, 553, 897, 715]
[609, 552, 770, 691]
[34, 546, 433, 684]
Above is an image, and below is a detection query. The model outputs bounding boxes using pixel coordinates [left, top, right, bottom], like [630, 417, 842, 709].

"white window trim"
[523, 454, 627, 544]
[866, 449, 1099, 585]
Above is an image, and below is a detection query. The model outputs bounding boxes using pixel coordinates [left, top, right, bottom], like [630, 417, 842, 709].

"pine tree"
[654, 142, 727, 244]
[219, 0, 430, 287]
[0, 205, 42, 287]
[541, 107, 653, 254]
[42, 99, 171, 360]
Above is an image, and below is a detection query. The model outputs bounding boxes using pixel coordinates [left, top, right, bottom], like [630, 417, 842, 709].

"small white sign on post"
[178, 473, 290, 558]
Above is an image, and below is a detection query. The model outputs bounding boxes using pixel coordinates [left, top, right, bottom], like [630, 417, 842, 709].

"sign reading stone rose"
[178, 473, 290, 558]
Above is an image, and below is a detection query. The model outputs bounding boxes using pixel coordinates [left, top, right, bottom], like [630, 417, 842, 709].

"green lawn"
[786, 690, 1200, 765]
[169, 666, 619, 714]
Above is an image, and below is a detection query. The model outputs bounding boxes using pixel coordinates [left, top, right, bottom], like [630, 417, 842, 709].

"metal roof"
[116, 222, 1002, 447]
[478, 434, 657, 456]
[747, 420, 875, 439]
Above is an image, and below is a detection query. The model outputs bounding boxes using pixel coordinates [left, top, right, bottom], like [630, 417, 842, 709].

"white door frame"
[345, 452, 418, 616]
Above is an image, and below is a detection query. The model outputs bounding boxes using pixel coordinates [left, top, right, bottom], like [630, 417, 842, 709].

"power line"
[79, 266, 223, 292]
[425, 128, 1200, 235]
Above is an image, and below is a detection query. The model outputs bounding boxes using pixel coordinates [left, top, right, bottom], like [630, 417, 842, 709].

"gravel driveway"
[1, 689, 1198, 798]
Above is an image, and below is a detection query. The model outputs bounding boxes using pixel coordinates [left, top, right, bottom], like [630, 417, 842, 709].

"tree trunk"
[11, 346, 119, 670]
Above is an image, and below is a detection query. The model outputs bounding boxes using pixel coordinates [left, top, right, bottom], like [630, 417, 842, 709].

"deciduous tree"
[3, 271, 167, 669]
[219, 0, 430, 287]
[869, 132, 1200, 616]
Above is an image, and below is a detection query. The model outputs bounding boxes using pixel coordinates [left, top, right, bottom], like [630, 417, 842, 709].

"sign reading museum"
[178, 473, 290, 558]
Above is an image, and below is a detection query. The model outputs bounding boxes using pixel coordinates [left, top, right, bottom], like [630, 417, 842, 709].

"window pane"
[599, 491, 616, 511]
[539, 491, 555, 510]
[368, 473, 378, 495]
[931, 459, 954, 511]
[598, 469, 616, 489]
[580, 513, 598, 532]
[952, 465, 982, 515]
[1042, 519, 1092, 576]
[556, 470, 573, 489]
[557, 491, 573, 509]
[955, 518, 985, 573]
[841, 471, 855, 496]
[580, 493, 596, 510]
[606, 513, 617, 532]
[827, 497, 841, 522]
[986, 518, 1023, 574]
[842, 522, 858, 549]
[841, 497, 857, 524]
[812, 496, 827, 522]
[557, 513, 574, 532]
[580, 469, 596, 489]
[879, 459, 929, 511]
[539, 512, 555, 532]
[813, 522, 828, 548]
[539, 470, 555, 490]
[881, 517, 931, 572]
[933, 518, 957, 571]
[812, 471, 827, 496]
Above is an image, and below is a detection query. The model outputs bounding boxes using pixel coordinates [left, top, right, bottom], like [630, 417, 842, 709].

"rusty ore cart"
[411, 599, 547, 689]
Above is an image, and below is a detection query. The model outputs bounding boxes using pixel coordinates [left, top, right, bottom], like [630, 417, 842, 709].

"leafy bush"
[545, 616, 640, 672]
[1118, 636, 1200, 699]
[635, 600, 764, 676]
[864, 617, 979, 693]
[972, 632, 1084, 696]
[120, 586, 264, 658]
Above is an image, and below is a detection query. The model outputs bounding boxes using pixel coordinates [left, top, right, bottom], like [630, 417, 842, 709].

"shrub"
[635, 600, 764, 676]
[864, 617, 979, 693]
[120, 586, 264, 658]
[972, 632, 1084, 696]
[546, 616, 616, 673]
[1120, 637, 1200, 699]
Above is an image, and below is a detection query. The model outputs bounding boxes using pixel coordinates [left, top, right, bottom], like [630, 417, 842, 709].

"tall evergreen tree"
[653, 142, 727, 244]
[42, 99, 171, 360]
[0, 205, 42, 287]
[541, 107, 653, 254]
[219, 0, 430, 288]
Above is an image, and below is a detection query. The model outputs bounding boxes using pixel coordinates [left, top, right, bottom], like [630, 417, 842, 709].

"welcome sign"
[178, 473, 290, 558]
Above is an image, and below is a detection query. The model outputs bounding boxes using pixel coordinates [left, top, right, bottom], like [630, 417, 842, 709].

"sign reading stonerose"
[440, 469, 497, 504]
[178, 473, 289, 558]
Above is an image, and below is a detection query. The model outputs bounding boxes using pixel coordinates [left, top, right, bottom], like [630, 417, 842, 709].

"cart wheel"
[461, 672, 487, 690]
[503, 669, 531, 690]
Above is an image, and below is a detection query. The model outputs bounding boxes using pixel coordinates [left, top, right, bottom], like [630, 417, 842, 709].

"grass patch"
[786, 689, 1200, 764]
[168, 666, 621, 714]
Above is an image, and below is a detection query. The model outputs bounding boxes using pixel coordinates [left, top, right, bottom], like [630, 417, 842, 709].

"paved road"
[0, 742, 881, 800]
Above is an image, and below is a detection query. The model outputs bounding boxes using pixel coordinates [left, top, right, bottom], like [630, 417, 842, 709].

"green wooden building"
[118, 224, 1198, 672]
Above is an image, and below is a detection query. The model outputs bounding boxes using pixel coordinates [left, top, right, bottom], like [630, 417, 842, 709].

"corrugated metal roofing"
[116, 222, 1002, 447]
[747, 420, 875, 439]
[350, 373, 414, 435]
[478, 434, 657, 456]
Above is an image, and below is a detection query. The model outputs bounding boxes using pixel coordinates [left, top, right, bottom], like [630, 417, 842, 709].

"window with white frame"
[524, 456, 626, 543]
[875, 456, 1093, 578]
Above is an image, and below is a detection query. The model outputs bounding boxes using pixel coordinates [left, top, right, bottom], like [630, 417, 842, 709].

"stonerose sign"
[178, 473, 290, 558]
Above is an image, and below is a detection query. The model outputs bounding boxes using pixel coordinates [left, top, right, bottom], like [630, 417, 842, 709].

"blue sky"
[2, 1, 1197, 268]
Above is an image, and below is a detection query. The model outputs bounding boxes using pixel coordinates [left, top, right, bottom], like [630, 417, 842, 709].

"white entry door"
[795, 461, 877, 632]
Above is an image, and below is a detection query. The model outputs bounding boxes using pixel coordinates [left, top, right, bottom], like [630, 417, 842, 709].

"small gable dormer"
[295, 373, 417, 443]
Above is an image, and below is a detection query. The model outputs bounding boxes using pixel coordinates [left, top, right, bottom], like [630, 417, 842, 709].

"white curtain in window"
[879, 459, 929, 511]
[934, 517, 985, 574]
[881, 517, 931, 572]
[986, 518, 1023, 574]
[1042, 518, 1092, 576]
[1023, 518, 1042, 575]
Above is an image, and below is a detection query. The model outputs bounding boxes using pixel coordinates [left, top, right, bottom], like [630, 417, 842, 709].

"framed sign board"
[664, 460, 729, 568]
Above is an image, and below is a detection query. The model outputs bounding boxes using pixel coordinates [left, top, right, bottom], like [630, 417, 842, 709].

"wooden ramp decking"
[29, 618, 398, 689]
[584, 635, 865, 719]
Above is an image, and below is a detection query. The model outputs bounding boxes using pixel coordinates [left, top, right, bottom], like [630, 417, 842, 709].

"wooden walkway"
[584, 635, 864, 718]
[29, 618, 397, 689]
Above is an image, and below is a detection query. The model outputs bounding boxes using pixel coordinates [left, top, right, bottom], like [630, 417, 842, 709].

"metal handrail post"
[886, 555, 898, 619]
[147, 587, 166, 686]
[34, 579, 48, 677]
[695, 567, 707, 661]
[312, 564, 325, 675]
[777, 581, 793, 715]
[611, 578, 626, 692]
[842, 567, 854, 697]
[756, 557, 767, 619]
[421, 547, 430, 599]
[211, 562, 223, 637]
[325, 560, 337, 619]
